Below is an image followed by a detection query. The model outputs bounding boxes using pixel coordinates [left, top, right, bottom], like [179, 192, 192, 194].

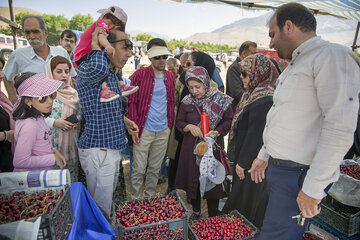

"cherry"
[0, 190, 64, 224]
[340, 165, 360, 180]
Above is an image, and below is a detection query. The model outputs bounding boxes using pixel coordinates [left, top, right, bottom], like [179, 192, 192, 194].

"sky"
[0, 0, 269, 39]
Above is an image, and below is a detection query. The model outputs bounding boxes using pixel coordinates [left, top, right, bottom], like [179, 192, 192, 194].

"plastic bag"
[199, 136, 225, 197]
[328, 159, 360, 208]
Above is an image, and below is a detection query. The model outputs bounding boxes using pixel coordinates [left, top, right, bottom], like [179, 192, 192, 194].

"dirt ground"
[120, 56, 229, 218]
[1, 54, 230, 218]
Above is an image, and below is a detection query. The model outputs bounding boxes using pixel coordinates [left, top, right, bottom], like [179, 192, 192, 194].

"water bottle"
[201, 111, 209, 136]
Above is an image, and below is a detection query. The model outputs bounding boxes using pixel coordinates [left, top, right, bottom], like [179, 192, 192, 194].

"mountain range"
[185, 12, 359, 48]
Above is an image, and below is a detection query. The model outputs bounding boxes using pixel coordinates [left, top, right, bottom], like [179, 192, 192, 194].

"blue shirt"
[212, 68, 224, 88]
[4, 46, 76, 81]
[76, 50, 127, 150]
[144, 76, 168, 132]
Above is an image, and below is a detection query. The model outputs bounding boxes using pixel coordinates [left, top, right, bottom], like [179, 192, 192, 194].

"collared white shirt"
[257, 36, 360, 199]
[4, 45, 76, 81]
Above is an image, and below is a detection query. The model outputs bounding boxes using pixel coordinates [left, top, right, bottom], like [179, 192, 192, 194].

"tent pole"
[8, 0, 18, 50]
[352, 22, 359, 52]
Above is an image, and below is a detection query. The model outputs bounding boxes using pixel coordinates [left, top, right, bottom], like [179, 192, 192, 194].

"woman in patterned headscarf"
[222, 53, 279, 228]
[175, 66, 233, 220]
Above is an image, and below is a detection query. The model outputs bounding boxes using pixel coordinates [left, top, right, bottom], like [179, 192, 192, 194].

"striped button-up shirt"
[128, 65, 175, 138]
[76, 50, 127, 150]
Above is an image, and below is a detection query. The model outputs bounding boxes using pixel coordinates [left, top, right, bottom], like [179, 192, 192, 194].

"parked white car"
[0, 34, 29, 60]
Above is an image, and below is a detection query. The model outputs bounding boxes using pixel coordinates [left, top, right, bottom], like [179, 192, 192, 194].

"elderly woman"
[175, 66, 233, 220]
[222, 53, 279, 228]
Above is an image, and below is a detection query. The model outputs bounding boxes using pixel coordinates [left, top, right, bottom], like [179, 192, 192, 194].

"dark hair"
[60, 29, 77, 42]
[21, 15, 47, 31]
[0, 57, 5, 70]
[147, 38, 167, 50]
[275, 2, 316, 32]
[50, 56, 72, 74]
[103, 12, 126, 31]
[13, 72, 51, 120]
[107, 30, 118, 47]
[190, 51, 215, 77]
[239, 41, 257, 55]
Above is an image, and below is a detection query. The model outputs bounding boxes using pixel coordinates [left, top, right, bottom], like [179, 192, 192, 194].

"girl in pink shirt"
[12, 72, 67, 172]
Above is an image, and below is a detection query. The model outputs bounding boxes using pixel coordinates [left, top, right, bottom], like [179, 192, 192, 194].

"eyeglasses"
[110, 39, 133, 50]
[37, 92, 57, 103]
[62, 38, 76, 44]
[153, 55, 168, 60]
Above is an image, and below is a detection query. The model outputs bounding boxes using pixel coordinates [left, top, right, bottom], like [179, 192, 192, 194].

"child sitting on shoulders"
[74, 6, 138, 103]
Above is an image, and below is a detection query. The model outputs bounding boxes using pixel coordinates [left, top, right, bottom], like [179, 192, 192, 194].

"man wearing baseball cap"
[127, 38, 175, 199]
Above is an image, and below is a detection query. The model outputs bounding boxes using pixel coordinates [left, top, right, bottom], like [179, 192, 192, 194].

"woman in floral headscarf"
[175, 66, 233, 220]
[222, 53, 279, 228]
[45, 56, 80, 181]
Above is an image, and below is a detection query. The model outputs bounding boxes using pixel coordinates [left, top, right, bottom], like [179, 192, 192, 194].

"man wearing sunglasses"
[76, 28, 138, 219]
[3, 15, 75, 105]
[127, 38, 175, 199]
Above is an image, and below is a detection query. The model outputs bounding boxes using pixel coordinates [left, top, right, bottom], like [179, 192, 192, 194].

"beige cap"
[147, 46, 171, 58]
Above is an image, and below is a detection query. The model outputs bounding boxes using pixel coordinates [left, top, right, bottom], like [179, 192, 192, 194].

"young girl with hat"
[12, 72, 66, 172]
[74, 6, 138, 103]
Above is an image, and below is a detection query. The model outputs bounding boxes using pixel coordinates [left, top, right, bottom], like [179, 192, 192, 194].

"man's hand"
[235, 164, 245, 180]
[297, 190, 321, 218]
[248, 158, 268, 183]
[124, 117, 140, 145]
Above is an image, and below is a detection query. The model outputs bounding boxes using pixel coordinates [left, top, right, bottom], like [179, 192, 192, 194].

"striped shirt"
[76, 50, 127, 150]
[128, 65, 175, 138]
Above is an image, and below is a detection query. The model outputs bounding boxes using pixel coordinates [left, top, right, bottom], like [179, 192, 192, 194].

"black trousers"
[191, 185, 219, 217]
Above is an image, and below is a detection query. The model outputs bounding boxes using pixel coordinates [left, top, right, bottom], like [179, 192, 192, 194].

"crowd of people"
[0, 2, 360, 239]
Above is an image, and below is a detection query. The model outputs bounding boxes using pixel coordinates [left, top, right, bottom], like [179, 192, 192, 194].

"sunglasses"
[37, 92, 57, 103]
[110, 39, 133, 50]
[154, 55, 168, 60]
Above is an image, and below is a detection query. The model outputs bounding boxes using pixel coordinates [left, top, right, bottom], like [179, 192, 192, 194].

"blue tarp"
[68, 182, 115, 240]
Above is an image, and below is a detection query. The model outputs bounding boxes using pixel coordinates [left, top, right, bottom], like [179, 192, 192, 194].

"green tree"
[42, 14, 69, 45]
[0, 12, 93, 45]
[136, 33, 152, 42]
[69, 14, 93, 31]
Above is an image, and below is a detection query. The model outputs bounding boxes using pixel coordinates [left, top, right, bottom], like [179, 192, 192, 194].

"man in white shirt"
[3, 15, 75, 104]
[248, 3, 360, 239]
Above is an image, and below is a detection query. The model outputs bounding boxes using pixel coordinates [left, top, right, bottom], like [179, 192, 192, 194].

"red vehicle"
[257, 47, 288, 71]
